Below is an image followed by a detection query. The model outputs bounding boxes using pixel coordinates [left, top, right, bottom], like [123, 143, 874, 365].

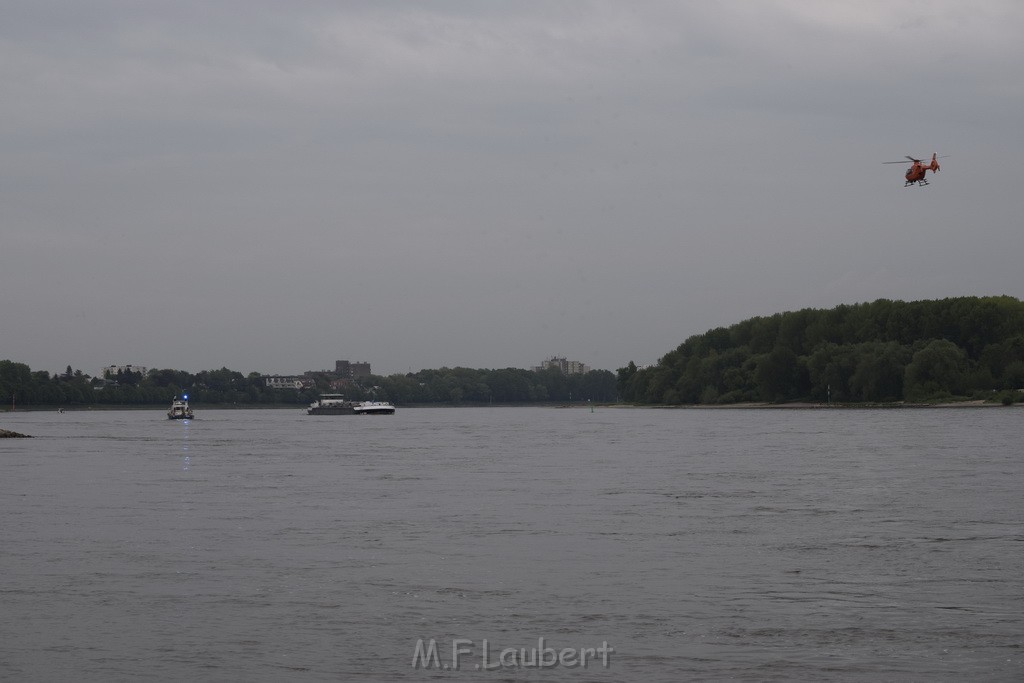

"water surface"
[1, 407, 1021, 681]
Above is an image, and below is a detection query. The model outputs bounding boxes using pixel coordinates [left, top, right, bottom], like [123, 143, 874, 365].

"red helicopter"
[883, 153, 948, 187]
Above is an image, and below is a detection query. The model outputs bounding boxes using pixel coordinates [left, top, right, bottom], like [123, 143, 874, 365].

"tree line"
[0, 361, 618, 408]
[5, 296, 1022, 408]
[617, 296, 1024, 405]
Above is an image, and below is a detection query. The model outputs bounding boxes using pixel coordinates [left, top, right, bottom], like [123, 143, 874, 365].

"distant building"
[262, 361, 375, 389]
[102, 364, 147, 379]
[335, 360, 372, 380]
[533, 357, 591, 375]
[264, 375, 314, 390]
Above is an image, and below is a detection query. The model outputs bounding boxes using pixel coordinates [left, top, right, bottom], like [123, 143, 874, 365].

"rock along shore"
[0, 428, 32, 438]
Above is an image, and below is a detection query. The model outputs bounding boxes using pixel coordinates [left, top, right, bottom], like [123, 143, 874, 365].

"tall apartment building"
[335, 360, 372, 380]
[534, 357, 591, 375]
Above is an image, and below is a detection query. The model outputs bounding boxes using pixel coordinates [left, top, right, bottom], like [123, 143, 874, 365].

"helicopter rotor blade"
[882, 154, 950, 164]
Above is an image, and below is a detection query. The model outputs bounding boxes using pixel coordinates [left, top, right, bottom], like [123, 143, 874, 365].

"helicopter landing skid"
[905, 179, 929, 187]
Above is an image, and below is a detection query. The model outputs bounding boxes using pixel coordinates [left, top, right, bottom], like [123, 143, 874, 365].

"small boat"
[353, 401, 396, 416]
[168, 395, 194, 420]
[307, 394, 395, 415]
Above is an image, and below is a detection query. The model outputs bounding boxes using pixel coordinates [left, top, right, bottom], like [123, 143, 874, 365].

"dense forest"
[617, 296, 1024, 405]
[0, 361, 618, 408]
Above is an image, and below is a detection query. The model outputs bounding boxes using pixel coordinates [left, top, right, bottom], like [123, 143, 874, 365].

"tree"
[904, 339, 970, 401]
[620, 297, 1024, 405]
[848, 342, 911, 402]
[578, 369, 617, 402]
[755, 346, 804, 402]
[487, 368, 533, 402]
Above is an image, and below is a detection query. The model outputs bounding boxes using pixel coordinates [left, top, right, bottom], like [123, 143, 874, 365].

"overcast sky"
[3, 1, 1022, 377]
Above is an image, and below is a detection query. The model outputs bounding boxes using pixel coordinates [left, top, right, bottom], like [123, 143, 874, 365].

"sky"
[3, 1, 1023, 377]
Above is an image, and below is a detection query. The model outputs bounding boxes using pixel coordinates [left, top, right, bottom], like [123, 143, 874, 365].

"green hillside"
[617, 296, 1024, 405]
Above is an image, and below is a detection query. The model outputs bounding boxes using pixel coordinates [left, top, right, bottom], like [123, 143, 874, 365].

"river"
[1, 406, 1021, 681]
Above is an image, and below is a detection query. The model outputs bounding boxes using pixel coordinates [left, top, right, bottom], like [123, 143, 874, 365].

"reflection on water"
[180, 418, 190, 469]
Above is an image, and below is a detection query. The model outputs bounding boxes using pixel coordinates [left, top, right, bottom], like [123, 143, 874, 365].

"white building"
[102, 364, 148, 378]
[533, 357, 591, 375]
[264, 375, 313, 390]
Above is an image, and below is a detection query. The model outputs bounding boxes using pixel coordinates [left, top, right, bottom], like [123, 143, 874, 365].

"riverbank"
[4, 399, 1019, 412]
[2, 403, 308, 412]
[640, 399, 1018, 409]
